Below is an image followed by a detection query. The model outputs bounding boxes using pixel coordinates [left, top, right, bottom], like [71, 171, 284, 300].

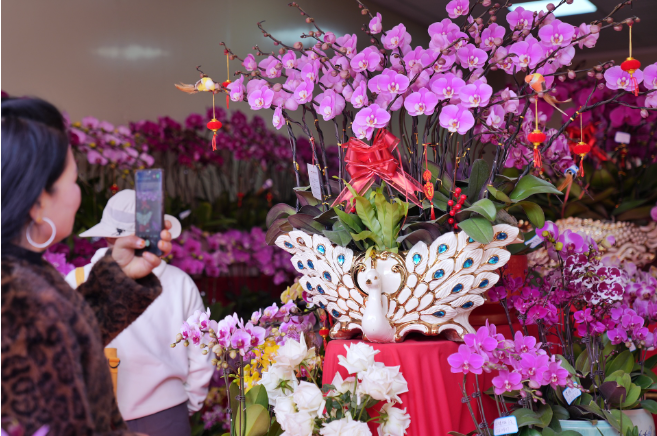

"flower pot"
[275, 224, 521, 343]
[470, 254, 526, 327]
[560, 409, 655, 436]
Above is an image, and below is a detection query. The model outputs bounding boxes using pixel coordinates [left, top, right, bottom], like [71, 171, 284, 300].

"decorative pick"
[620, 24, 641, 97]
[527, 98, 546, 168]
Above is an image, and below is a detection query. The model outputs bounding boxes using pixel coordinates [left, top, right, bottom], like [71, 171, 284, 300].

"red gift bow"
[331, 129, 424, 207]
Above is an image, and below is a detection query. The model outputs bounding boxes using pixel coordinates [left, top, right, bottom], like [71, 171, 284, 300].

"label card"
[307, 164, 323, 201]
[525, 234, 542, 248]
[563, 387, 582, 405]
[614, 131, 631, 144]
[494, 416, 519, 436]
[629, 342, 636, 352]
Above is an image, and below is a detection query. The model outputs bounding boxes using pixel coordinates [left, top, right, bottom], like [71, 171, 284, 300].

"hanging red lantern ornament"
[109, 183, 119, 195]
[620, 23, 641, 97]
[573, 141, 591, 177]
[527, 98, 546, 168]
[207, 115, 222, 151]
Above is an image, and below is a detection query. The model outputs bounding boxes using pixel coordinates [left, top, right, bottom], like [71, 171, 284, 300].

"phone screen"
[135, 169, 164, 256]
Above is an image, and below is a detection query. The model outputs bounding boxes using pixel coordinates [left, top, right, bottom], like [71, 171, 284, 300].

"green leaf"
[381, 197, 396, 249]
[463, 198, 497, 221]
[640, 399, 657, 414]
[457, 217, 494, 244]
[575, 348, 591, 377]
[541, 427, 557, 436]
[294, 186, 320, 207]
[265, 218, 294, 245]
[495, 208, 519, 226]
[246, 385, 269, 409]
[468, 159, 490, 202]
[488, 185, 512, 203]
[632, 374, 653, 389]
[511, 408, 545, 428]
[244, 404, 271, 436]
[509, 175, 562, 202]
[606, 351, 635, 378]
[604, 409, 634, 436]
[355, 197, 383, 239]
[517, 428, 541, 436]
[517, 201, 546, 228]
[551, 404, 570, 421]
[621, 383, 641, 407]
[645, 354, 657, 370]
[612, 198, 650, 216]
[556, 355, 577, 377]
[287, 213, 325, 234]
[352, 230, 381, 246]
[266, 419, 283, 436]
[323, 229, 352, 246]
[559, 431, 584, 436]
[334, 208, 364, 233]
[536, 403, 553, 428]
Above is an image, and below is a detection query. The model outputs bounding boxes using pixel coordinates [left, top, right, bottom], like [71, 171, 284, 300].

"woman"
[1, 97, 172, 436]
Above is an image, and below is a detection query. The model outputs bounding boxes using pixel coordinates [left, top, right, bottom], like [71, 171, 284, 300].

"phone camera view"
[135, 169, 163, 256]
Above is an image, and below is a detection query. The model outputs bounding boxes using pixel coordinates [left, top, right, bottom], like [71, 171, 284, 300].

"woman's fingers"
[164, 220, 172, 230]
[160, 228, 172, 243]
[115, 235, 146, 250]
[141, 251, 162, 267]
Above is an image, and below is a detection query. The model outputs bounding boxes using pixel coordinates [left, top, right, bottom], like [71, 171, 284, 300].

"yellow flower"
[281, 282, 303, 303]
[241, 364, 262, 392]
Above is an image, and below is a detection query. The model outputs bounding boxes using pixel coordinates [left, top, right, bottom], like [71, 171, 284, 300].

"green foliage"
[457, 217, 494, 244]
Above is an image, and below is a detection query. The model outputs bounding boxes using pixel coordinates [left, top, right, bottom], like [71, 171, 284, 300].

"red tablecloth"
[322, 335, 500, 436]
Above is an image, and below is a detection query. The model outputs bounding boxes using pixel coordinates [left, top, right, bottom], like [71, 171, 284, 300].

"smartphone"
[135, 169, 164, 256]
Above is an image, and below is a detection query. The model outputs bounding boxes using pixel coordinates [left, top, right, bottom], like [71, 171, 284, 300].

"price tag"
[563, 387, 582, 405]
[494, 416, 519, 436]
[629, 342, 636, 352]
[307, 164, 323, 200]
[525, 234, 542, 248]
[614, 131, 631, 144]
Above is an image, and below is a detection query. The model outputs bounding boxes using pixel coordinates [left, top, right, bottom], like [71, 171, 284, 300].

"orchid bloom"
[369, 12, 383, 34]
[247, 88, 274, 110]
[445, 0, 469, 19]
[506, 6, 534, 30]
[480, 23, 505, 51]
[439, 105, 475, 135]
[457, 44, 487, 71]
[538, 19, 575, 47]
[382, 23, 409, 50]
[293, 79, 314, 104]
[230, 329, 252, 355]
[430, 73, 465, 102]
[604, 66, 644, 91]
[492, 370, 523, 394]
[643, 63, 657, 90]
[315, 89, 346, 121]
[404, 88, 439, 116]
[354, 104, 390, 129]
[242, 54, 257, 71]
[458, 80, 493, 108]
[447, 344, 484, 374]
[227, 75, 245, 102]
[350, 46, 382, 73]
[509, 40, 544, 69]
[272, 106, 285, 130]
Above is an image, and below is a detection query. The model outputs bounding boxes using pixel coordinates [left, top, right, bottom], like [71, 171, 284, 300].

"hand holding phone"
[135, 169, 164, 256]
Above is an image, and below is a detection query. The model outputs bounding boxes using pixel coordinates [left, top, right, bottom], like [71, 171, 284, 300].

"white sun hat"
[79, 189, 181, 239]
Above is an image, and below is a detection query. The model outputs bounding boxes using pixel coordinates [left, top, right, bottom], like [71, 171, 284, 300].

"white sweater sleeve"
[181, 275, 215, 414]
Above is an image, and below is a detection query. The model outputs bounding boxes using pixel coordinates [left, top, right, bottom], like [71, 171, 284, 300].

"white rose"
[337, 342, 380, 374]
[260, 363, 299, 405]
[274, 394, 297, 430]
[293, 381, 326, 417]
[357, 363, 408, 403]
[320, 415, 371, 436]
[330, 372, 356, 396]
[377, 403, 411, 436]
[282, 411, 314, 436]
[276, 333, 314, 369]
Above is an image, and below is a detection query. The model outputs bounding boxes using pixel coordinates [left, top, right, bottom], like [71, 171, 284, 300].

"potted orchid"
[451, 221, 656, 436]
[176, 0, 656, 342]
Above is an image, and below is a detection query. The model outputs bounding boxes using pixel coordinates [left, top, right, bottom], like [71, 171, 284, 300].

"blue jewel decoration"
[284, 241, 294, 249]
[337, 254, 345, 266]
[461, 302, 474, 309]
[331, 309, 340, 318]
[452, 284, 464, 293]
[412, 253, 422, 265]
[479, 279, 489, 288]
[297, 261, 304, 270]
[319, 302, 326, 309]
[317, 244, 326, 255]
[497, 232, 508, 240]
[438, 244, 448, 254]
[433, 269, 445, 279]
[488, 255, 500, 264]
[306, 282, 312, 291]
[463, 258, 474, 268]
[317, 285, 325, 294]
[323, 271, 332, 281]
[433, 310, 446, 318]
[468, 237, 475, 243]
[307, 260, 315, 269]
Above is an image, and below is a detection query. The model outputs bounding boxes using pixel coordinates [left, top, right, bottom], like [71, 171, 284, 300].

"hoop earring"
[26, 217, 57, 249]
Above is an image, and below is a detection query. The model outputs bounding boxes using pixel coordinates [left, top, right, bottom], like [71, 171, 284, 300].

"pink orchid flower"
[538, 19, 575, 47]
[247, 88, 274, 110]
[369, 12, 383, 34]
[457, 44, 487, 71]
[506, 6, 534, 30]
[354, 104, 390, 129]
[404, 88, 439, 116]
[258, 55, 282, 79]
[542, 358, 569, 389]
[480, 23, 506, 51]
[227, 75, 245, 102]
[315, 89, 346, 121]
[350, 79, 369, 108]
[486, 105, 506, 129]
[370, 69, 410, 95]
[458, 79, 493, 108]
[430, 72, 466, 102]
[447, 344, 484, 374]
[492, 370, 523, 394]
[642, 63, 657, 90]
[336, 33, 358, 56]
[272, 106, 285, 130]
[243, 54, 257, 71]
[576, 23, 599, 49]
[293, 79, 314, 104]
[446, 0, 469, 19]
[439, 105, 475, 135]
[324, 31, 336, 44]
[350, 46, 382, 73]
[281, 51, 298, 70]
[382, 23, 409, 50]
[431, 52, 456, 74]
[230, 329, 252, 355]
[520, 353, 549, 385]
[509, 40, 544, 69]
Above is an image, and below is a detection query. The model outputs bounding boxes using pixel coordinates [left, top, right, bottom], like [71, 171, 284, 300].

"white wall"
[1, 0, 429, 125]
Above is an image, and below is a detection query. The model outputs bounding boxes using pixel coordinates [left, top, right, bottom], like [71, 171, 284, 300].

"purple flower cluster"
[44, 237, 108, 275]
[448, 323, 572, 400]
[615, 261, 657, 324]
[252, 302, 317, 345]
[181, 309, 266, 355]
[169, 226, 296, 283]
[606, 305, 657, 349]
[70, 116, 154, 169]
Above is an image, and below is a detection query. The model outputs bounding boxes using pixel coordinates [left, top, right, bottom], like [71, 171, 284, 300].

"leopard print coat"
[1, 248, 162, 435]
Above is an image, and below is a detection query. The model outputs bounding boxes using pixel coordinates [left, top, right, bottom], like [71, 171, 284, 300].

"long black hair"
[1, 97, 70, 244]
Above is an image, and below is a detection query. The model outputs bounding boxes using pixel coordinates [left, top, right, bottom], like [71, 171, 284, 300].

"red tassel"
[212, 133, 217, 151]
[533, 146, 542, 168]
[226, 94, 230, 110]
[631, 76, 639, 97]
[430, 204, 436, 220]
[578, 160, 585, 177]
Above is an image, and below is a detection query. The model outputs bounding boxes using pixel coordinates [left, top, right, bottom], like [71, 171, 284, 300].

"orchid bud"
[587, 71, 595, 77]
[212, 344, 223, 354]
[222, 362, 229, 369]
[340, 70, 350, 79]
[170, 343, 176, 348]
[614, 24, 623, 31]
[184, 340, 189, 347]
[558, 75, 566, 82]
[275, 62, 283, 70]
[595, 73, 603, 80]
[635, 18, 640, 23]
[482, 0, 491, 6]
[605, 17, 614, 24]
[308, 30, 315, 37]
[438, 58, 446, 65]
[546, 3, 555, 11]
[626, 19, 634, 26]
[475, 36, 482, 45]
[555, 242, 563, 251]
[202, 349, 208, 355]
[279, 48, 287, 55]
[490, 15, 497, 22]
[361, 8, 369, 15]
[273, 83, 282, 92]
[641, 109, 649, 119]
[321, 43, 329, 51]
[176, 333, 183, 342]
[229, 350, 237, 359]
[211, 358, 218, 365]
[293, 42, 303, 50]
[597, 83, 605, 90]
[305, 17, 314, 23]
[590, 24, 600, 33]
[494, 37, 503, 46]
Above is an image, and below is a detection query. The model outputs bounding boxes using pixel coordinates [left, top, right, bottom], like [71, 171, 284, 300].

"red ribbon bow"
[331, 129, 424, 207]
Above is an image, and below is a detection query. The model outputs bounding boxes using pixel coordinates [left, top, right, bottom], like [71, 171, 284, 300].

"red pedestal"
[322, 336, 501, 436]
